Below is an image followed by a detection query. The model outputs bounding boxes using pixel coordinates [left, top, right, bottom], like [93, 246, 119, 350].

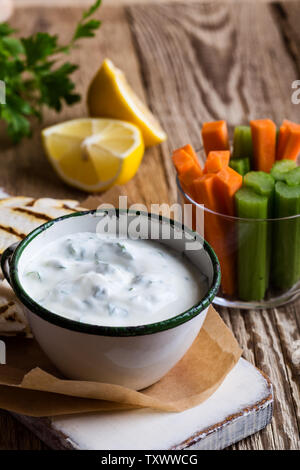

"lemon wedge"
[42, 118, 144, 192]
[87, 58, 167, 147]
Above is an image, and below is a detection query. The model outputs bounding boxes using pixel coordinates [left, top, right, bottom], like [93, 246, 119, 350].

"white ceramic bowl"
[1, 210, 220, 390]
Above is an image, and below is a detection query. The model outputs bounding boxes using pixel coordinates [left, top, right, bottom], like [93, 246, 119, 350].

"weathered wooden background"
[0, 1, 299, 450]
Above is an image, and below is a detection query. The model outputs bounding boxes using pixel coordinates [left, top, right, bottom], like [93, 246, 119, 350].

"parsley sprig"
[0, 0, 102, 144]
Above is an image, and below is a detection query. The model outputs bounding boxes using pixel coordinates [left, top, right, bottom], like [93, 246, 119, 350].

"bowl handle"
[1, 242, 19, 285]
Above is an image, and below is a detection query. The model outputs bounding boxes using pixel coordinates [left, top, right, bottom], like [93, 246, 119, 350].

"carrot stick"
[279, 126, 300, 161]
[172, 145, 201, 169]
[276, 120, 299, 160]
[250, 119, 276, 172]
[172, 148, 193, 173]
[193, 174, 236, 295]
[172, 147, 202, 199]
[192, 174, 220, 212]
[201, 120, 230, 156]
[214, 167, 243, 216]
[173, 151, 202, 184]
[204, 150, 230, 174]
[181, 144, 200, 166]
[178, 162, 203, 187]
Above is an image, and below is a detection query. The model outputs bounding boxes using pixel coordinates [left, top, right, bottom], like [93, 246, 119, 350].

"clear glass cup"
[176, 158, 300, 309]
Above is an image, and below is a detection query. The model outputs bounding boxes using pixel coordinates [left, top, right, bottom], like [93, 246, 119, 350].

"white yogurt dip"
[21, 232, 207, 327]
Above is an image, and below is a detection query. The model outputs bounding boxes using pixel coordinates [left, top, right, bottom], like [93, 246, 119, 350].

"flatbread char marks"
[0, 197, 85, 335]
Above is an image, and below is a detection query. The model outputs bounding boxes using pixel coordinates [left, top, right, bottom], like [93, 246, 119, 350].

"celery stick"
[270, 159, 297, 182]
[232, 126, 253, 160]
[235, 187, 269, 301]
[229, 157, 250, 176]
[271, 182, 300, 290]
[285, 167, 300, 187]
[243, 171, 275, 284]
[243, 171, 275, 215]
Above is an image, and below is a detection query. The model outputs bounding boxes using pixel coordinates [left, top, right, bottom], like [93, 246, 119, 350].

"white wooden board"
[13, 358, 273, 450]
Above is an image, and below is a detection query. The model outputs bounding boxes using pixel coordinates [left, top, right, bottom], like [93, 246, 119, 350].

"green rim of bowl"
[8, 209, 221, 337]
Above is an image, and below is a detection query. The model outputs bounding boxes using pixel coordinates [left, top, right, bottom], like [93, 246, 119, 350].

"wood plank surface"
[126, 0, 300, 450]
[15, 0, 290, 6]
[0, 1, 299, 450]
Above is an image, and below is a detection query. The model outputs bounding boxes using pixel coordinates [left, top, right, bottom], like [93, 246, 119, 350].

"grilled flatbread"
[0, 196, 86, 336]
[0, 196, 34, 208]
[0, 197, 86, 255]
[0, 279, 31, 336]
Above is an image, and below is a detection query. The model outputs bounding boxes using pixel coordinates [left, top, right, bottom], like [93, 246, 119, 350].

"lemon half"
[87, 58, 167, 147]
[42, 118, 144, 192]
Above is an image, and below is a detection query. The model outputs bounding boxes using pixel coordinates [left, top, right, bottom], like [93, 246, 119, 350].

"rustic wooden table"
[0, 1, 299, 450]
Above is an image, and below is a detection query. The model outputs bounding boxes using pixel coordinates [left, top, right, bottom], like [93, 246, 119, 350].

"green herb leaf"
[1, 105, 31, 142]
[38, 62, 80, 111]
[72, 0, 102, 42]
[0, 0, 102, 144]
[82, 0, 102, 20]
[73, 19, 101, 41]
[1, 37, 24, 57]
[25, 271, 41, 281]
[0, 23, 15, 37]
[22, 33, 58, 67]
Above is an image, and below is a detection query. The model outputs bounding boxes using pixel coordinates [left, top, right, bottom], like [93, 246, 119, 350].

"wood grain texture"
[126, 1, 300, 449]
[15, 0, 299, 6]
[0, 410, 49, 450]
[0, 1, 299, 450]
[220, 306, 300, 450]
[1, 5, 170, 206]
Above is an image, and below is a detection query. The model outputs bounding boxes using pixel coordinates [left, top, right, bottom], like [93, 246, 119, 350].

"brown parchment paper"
[0, 307, 242, 416]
